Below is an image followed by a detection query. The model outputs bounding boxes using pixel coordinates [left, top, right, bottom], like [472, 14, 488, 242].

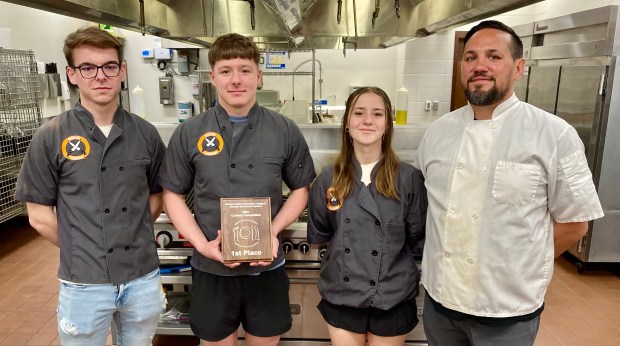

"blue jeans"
[57, 269, 166, 346]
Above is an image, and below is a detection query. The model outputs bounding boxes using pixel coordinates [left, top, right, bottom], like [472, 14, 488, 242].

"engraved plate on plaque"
[220, 197, 272, 263]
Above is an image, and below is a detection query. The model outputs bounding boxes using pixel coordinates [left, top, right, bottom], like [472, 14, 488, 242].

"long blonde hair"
[331, 87, 400, 200]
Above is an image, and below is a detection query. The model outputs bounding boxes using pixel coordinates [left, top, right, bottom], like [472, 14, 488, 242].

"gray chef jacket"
[15, 102, 166, 285]
[160, 103, 316, 276]
[308, 159, 427, 310]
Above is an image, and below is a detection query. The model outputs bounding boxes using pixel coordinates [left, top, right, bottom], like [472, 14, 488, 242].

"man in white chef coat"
[416, 20, 604, 345]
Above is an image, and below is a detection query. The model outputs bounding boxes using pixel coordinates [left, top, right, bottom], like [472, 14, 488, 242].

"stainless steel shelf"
[160, 271, 192, 284]
[156, 322, 194, 336]
[262, 71, 313, 76]
[157, 248, 193, 257]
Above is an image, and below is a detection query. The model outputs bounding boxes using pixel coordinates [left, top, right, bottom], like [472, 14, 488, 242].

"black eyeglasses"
[72, 62, 121, 79]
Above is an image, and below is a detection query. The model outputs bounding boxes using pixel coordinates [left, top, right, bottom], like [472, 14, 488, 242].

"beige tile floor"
[0, 216, 619, 345]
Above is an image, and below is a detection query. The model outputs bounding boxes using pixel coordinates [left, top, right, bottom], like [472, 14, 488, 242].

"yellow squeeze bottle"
[395, 86, 408, 125]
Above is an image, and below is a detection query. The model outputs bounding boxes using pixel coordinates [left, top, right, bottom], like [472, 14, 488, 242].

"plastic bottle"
[395, 86, 409, 125]
[132, 85, 146, 118]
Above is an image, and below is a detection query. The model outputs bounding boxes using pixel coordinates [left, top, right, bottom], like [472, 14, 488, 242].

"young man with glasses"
[15, 26, 166, 345]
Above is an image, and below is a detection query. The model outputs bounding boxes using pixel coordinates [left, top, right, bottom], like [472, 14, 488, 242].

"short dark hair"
[63, 26, 123, 67]
[208, 33, 260, 68]
[464, 20, 523, 60]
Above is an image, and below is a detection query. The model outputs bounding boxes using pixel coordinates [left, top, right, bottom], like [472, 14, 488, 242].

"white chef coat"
[417, 94, 604, 318]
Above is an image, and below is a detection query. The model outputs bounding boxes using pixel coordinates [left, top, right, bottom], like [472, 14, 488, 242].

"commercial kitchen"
[0, 0, 619, 345]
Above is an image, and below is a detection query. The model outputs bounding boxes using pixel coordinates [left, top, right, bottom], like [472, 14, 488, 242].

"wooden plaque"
[220, 197, 273, 263]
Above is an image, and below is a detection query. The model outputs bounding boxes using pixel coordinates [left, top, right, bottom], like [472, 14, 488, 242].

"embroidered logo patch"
[61, 136, 90, 160]
[197, 132, 224, 156]
[326, 187, 342, 211]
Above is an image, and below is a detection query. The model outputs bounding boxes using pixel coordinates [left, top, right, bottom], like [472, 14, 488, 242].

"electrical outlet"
[424, 100, 432, 111]
[432, 100, 439, 110]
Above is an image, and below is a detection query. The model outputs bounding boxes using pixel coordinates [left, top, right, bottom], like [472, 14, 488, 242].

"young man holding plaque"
[161, 33, 316, 346]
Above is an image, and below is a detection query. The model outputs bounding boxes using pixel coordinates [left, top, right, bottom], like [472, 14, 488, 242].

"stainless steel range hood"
[2, 0, 542, 49]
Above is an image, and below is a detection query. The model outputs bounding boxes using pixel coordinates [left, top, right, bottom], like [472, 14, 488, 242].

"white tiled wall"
[396, 31, 454, 122]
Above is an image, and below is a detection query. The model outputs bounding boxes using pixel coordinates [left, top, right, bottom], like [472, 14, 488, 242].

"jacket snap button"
[119, 166, 124, 171]
[125, 246, 130, 250]
[107, 248, 113, 253]
[298, 163, 302, 168]
[248, 164, 253, 169]
[222, 126, 227, 131]
[230, 164, 236, 168]
[104, 208, 110, 213]
[122, 207, 127, 212]
[370, 280, 376, 286]
[375, 220, 380, 226]
[344, 277, 349, 282]
[345, 218, 350, 223]
[345, 248, 350, 253]
[101, 167, 106, 172]
[372, 250, 378, 256]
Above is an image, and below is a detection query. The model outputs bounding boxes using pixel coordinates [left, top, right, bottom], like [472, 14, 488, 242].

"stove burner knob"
[318, 248, 327, 259]
[155, 231, 172, 248]
[281, 241, 294, 254]
[298, 242, 311, 255]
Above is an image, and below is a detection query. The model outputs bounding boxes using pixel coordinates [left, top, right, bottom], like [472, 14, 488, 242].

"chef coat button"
[481, 166, 487, 172]
[444, 252, 450, 258]
[248, 164, 253, 169]
[125, 246, 130, 250]
[344, 277, 349, 282]
[122, 207, 127, 212]
[449, 209, 455, 215]
[456, 163, 464, 170]
[468, 258, 474, 263]
[490, 122, 497, 129]
[298, 163, 303, 168]
[370, 280, 376, 286]
[101, 167, 106, 172]
[230, 163, 236, 168]
[108, 248, 113, 254]
[375, 220, 380, 226]
[119, 166, 124, 171]
[345, 218, 350, 223]
[472, 213, 479, 220]
[371, 250, 378, 256]
[345, 248, 350, 253]
[104, 208, 110, 213]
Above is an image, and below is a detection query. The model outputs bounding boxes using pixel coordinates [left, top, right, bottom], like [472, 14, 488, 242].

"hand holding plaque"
[220, 197, 273, 263]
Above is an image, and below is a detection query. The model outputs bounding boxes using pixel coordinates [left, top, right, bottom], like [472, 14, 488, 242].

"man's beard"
[463, 79, 509, 106]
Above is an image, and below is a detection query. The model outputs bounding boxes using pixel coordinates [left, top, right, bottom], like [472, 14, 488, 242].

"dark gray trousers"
[423, 295, 540, 346]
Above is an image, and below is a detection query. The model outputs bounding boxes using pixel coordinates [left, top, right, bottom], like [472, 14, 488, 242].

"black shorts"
[189, 266, 292, 341]
[317, 298, 418, 337]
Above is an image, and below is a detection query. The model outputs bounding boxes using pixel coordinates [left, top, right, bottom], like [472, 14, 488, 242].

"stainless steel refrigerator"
[514, 5, 620, 270]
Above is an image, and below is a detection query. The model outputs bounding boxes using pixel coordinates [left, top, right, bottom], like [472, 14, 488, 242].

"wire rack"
[0, 48, 42, 223]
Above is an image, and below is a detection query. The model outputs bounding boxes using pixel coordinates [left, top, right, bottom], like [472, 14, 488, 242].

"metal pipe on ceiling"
[372, 0, 380, 29]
